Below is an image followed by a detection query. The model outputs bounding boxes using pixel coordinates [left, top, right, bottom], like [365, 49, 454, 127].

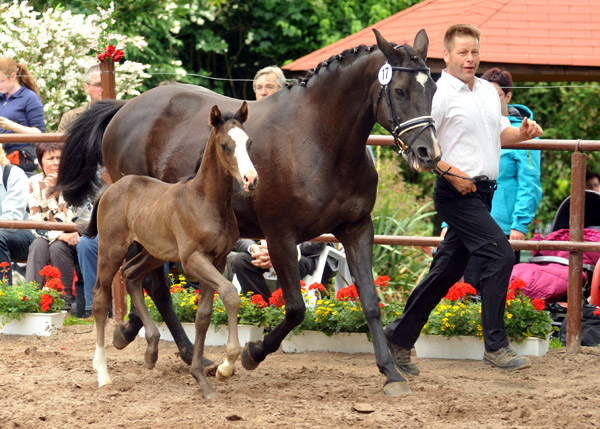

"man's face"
[444, 35, 480, 88]
[254, 73, 280, 100]
[490, 82, 511, 114]
[84, 73, 102, 104]
[587, 176, 600, 192]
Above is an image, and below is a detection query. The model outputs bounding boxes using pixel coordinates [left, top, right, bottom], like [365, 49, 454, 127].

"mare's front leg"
[184, 253, 242, 399]
[335, 217, 411, 396]
[241, 238, 303, 370]
[122, 250, 165, 369]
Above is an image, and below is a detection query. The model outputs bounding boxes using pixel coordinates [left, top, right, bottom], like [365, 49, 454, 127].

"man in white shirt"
[385, 24, 543, 374]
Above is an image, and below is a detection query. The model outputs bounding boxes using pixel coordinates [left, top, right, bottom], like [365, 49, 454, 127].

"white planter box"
[414, 335, 549, 360]
[282, 331, 374, 354]
[0, 312, 66, 336]
[140, 323, 264, 346]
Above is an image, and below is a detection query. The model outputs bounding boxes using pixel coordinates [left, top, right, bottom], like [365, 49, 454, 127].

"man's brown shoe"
[483, 346, 531, 370]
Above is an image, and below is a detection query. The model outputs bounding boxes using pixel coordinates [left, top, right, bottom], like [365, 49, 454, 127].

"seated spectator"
[25, 143, 92, 310]
[586, 171, 600, 192]
[232, 239, 326, 301]
[0, 58, 45, 175]
[57, 65, 102, 133]
[0, 145, 33, 284]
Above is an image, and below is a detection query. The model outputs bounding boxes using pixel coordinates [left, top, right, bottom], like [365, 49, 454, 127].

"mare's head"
[209, 101, 258, 192]
[373, 29, 441, 172]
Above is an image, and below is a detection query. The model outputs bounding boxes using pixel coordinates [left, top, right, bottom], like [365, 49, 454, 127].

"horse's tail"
[54, 99, 126, 207]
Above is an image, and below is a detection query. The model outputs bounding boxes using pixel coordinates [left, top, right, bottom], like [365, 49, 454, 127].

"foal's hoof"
[144, 350, 159, 370]
[383, 381, 412, 396]
[112, 324, 132, 350]
[241, 343, 260, 371]
[215, 366, 235, 382]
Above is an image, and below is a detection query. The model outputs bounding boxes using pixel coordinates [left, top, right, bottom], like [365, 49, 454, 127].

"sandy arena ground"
[1, 320, 599, 429]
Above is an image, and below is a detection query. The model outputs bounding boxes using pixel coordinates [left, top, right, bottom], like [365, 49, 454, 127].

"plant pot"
[414, 335, 549, 360]
[140, 323, 264, 346]
[0, 312, 66, 336]
[282, 330, 373, 354]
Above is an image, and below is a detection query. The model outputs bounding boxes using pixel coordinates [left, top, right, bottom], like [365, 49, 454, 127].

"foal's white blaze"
[229, 126, 257, 190]
[416, 72, 429, 90]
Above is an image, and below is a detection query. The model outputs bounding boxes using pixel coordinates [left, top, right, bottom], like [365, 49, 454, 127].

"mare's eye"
[395, 88, 406, 99]
[220, 142, 229, 151]
[247, 139, 252, 149]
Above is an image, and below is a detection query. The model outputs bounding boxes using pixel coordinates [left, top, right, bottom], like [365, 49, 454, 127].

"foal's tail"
[53, 99, 126, 207]
[81, 191, 102, 239]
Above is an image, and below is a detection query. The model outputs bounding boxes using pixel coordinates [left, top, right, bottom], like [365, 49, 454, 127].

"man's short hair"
[444, 24, 481, 51]
[85, 64, 101, 84]
[252, 66, 286, 92]
[481, 68, 513, 95]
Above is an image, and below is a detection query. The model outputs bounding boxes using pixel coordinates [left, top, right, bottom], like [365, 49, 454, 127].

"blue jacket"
[490, 104, 542, 235]
[0, 85, 45, 151]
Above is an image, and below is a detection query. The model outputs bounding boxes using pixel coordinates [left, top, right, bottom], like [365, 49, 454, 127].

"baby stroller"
[509, 190, 600, 344]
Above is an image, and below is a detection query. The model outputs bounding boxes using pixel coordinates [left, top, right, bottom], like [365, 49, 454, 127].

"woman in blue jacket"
[0, 58, 45, 174]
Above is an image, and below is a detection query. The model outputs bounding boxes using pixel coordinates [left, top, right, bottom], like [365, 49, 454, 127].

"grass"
[63, 315, 94, 326]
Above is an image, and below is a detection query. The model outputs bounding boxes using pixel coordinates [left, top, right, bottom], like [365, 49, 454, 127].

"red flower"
[0, 261, 10, 268]
[113, 50, 124, 62]
[105, 45, 116, 56]
[308, 283, 325, 292]
[374, 275, 391, 290]
[509, 278, 527, 292]
[269, 288, 285, 307]
[531, 298, 546, 311]
[22, 296, 29, 302]
[45, 277, 64, 293]
[170, 285, 184, 293]
[40, 294, 53, 312]
[98, 45, 125, 63]
[445, 282, 477, 301]
[336, 284, 359, 301]
[594, 307, 600, 316]
[97, 52, 106, 61]
[40, 265, 61, 279]
[506, 291, 515, 301]
[379, 302, 384, 308]
[251, 294, 268, 308]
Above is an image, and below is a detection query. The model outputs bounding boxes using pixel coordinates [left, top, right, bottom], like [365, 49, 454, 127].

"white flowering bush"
[0, 1, 150, 131]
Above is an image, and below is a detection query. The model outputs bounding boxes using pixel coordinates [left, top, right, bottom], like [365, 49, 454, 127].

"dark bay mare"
[56, 29, 440, 396]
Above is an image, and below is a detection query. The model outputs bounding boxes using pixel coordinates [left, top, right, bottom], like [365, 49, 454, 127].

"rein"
[375, 65, 435, 154]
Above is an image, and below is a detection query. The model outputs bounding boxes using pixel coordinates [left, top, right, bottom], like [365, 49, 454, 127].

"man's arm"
[501, 117, 543, 146]
[435, 160, 477, 195]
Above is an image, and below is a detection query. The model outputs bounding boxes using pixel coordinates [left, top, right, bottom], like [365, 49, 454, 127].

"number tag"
[378, 63, 392, 85]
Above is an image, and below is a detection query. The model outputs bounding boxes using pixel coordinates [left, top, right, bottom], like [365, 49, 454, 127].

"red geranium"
[40, 265, 61, 279]
[374, 275, 391, 290]
[531, 298, 546, 311]
[308, 283, 325, 292]
[445, 282, 477, 301]
[40, 293, 53, 312]
[509, 278, 527, 292]
[506, 291, 515, 301]
[269, 288, 285, 308]
[45, 277, 64, 293]
[251, 294, 268, 308]
[336, 284, 359, 301]
[97, 45, 125, 63]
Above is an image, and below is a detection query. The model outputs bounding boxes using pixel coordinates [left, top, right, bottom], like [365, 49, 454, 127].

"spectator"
[25, 143, 92, 310]
[385, 24, 543, 374]
[57, 65, 102, 133]
[0, 58, 45, 175]
[460, 68, 542, 289]
[586, 171, 600, 192]
[252, 66, 286, 100]
[0, 145, 33, 284]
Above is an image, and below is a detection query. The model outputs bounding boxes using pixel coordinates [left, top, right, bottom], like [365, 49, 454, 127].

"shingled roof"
[284, 0, 600, 81]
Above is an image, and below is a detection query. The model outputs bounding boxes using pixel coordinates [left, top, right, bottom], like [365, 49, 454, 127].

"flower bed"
[0, 264, 66, 333]
[0, 311, 66, 336]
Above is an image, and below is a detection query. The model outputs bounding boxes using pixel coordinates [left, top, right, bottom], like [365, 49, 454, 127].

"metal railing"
[1, 132, 596, 354]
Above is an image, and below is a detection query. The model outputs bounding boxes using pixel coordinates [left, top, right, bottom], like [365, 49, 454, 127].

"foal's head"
[209, 101, 258, 192]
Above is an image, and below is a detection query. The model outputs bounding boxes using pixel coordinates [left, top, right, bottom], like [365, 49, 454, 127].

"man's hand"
[437, 161, 476, 195]
[509, 229, 526, 241]
[249, 243, 272, 269]
[57, 232, 80, 246]
[519, 116, 543, 140]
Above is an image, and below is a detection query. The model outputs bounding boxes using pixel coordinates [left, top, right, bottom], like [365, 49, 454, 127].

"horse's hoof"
[215, 367, 236, 382]
[112, 324, 132, 350]
[144, 351, 158, 369]
[383, 381, 412, 396]
[202, 388, 217, 400]
[241, 343, 260, 371]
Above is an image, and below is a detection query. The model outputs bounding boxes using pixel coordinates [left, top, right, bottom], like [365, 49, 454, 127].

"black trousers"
[232, 252, 317, 301]
[386, 176, 515, 352]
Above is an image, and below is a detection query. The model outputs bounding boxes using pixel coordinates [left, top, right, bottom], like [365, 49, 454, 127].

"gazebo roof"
[284, 0, 600, 81]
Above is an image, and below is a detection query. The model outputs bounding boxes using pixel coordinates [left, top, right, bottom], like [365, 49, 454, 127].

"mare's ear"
[210, 105, 222, 127]
[374, 29, 397, 62]
[413, 29, 429, 62]
[235, 101, 248, 124]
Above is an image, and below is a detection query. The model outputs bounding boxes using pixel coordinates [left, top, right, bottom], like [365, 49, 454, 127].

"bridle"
[375, 63, 436, 154]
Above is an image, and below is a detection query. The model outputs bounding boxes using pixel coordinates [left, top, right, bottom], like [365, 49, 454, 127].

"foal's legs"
[183, 252, 241, 399]
[92, 244, 129, 387]
[335, 217, 410, 396]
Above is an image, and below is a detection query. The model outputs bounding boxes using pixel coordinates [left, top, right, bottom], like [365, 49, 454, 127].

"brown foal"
[89, 102, 257, 399]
